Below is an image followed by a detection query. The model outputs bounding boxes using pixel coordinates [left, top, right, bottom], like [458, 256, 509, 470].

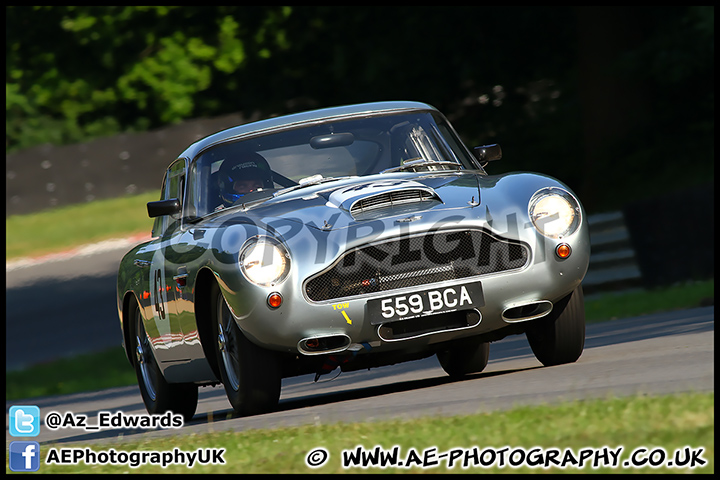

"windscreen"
[186, 111, 478, 217]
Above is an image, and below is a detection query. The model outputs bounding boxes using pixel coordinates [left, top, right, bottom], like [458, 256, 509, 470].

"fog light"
[267, 292, 283, 308]
[556, 243, 572, 259]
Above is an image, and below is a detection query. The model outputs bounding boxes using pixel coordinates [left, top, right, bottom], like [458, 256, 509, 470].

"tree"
[6, 6, 292, 151]
[6, 6, 713, 212]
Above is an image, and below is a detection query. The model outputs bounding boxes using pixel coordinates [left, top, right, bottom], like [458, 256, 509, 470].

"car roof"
[178, 101, 438, 160]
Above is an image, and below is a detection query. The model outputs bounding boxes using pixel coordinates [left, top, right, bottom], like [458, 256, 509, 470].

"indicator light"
[556, 243, 572, 259]
[267, 292, 283, 308]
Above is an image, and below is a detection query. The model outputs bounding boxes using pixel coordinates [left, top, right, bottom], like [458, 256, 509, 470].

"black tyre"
[437, 335, 490, 379]
[130, 297, 198, 421]
[211, 282, 281, 416]
[525, 285, 585, 366]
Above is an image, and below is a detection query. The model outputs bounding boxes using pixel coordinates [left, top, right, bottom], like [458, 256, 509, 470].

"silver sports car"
[116, 101, 590, 420]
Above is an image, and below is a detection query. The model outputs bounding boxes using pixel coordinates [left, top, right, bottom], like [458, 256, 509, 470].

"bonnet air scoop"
[349, 188, 440, 219]
[323, 179, 444, 221]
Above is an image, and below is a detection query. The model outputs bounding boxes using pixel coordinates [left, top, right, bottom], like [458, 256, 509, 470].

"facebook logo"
[9, 405, 40, 437]
[9, 441, 41, 472]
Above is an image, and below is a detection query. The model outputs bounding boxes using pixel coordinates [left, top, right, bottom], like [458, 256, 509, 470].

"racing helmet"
[218, 152, 274, 205]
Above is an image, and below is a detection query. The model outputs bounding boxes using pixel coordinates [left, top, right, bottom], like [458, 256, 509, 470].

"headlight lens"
[239, 237, 290, 286]
[529, 187, 581, 239]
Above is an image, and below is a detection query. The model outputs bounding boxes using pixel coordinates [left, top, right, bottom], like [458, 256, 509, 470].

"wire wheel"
[210, 282, 281, 416]
[216, 294, 241, 391]
[129, 296, 198, 421]
[135, 308, 158, 401]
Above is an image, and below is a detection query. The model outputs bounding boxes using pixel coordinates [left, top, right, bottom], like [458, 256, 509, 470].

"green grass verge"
[584, 279, 714, 323]
[10, 392, 714, 473]
[5, 348, 136, 401]
[5, 279, 713, 402]
[6, 192, 157, 260]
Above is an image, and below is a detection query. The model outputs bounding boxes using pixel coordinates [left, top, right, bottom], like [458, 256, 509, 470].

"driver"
[217, 152, 274, 207]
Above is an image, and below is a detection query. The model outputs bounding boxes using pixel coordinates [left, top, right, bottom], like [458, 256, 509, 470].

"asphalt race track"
[6, 240, 136, 371]
[5, 243, 715, 447]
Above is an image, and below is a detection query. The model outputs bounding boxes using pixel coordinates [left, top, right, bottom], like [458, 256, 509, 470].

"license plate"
[367, 282, 484, 325]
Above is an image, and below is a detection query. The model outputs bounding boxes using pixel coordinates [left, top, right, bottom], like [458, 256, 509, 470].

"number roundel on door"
[149, 252, 169, 325]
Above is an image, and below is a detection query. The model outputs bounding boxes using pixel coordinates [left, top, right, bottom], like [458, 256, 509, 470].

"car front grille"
[304, 228, 529, 302]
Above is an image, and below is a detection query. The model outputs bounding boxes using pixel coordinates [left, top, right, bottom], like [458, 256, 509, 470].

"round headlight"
[239, 237, 290, 286]
[529, 188, 581, 239]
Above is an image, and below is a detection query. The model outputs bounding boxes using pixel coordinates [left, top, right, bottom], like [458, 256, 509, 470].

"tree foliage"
[6, 6, 713, 209]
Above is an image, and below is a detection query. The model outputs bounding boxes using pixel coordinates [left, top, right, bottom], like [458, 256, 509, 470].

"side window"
[165, 159, 186, 234]
[186, 158, 213, 219]
[151, 175, 168, 238]
[151, 158, 187, 237]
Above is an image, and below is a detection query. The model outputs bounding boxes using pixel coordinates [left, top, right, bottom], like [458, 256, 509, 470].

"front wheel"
[211, 283, 281, 416]
[130, 297, 198, 421]
[437, 335, 490, 379]
[525, 285, 585, 366]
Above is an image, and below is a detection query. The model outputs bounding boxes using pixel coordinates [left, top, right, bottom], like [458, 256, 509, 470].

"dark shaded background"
[6, 6, 714, 286]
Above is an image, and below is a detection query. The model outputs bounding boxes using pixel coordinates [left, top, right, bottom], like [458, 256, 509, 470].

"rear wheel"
[211, 282, 281, 416]
[437, 335, 490, 378]
[130, 297, 198, 421]
[525, 285, 585, 366]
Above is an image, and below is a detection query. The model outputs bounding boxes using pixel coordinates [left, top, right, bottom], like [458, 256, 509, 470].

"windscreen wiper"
[273, 175, 356, 198]
[380, 159, 463, 174]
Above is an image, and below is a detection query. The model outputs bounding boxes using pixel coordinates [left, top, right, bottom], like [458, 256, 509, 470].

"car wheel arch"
[193, 267, 224, 380]
[121, 291, 142, 367]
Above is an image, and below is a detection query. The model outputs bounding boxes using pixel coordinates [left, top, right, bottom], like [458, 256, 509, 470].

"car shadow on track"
[190, 364, 544, 425]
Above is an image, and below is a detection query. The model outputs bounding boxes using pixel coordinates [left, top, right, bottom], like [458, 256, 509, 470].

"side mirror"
[472, 144, 502, 164]
[147, 198, 181, 218]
